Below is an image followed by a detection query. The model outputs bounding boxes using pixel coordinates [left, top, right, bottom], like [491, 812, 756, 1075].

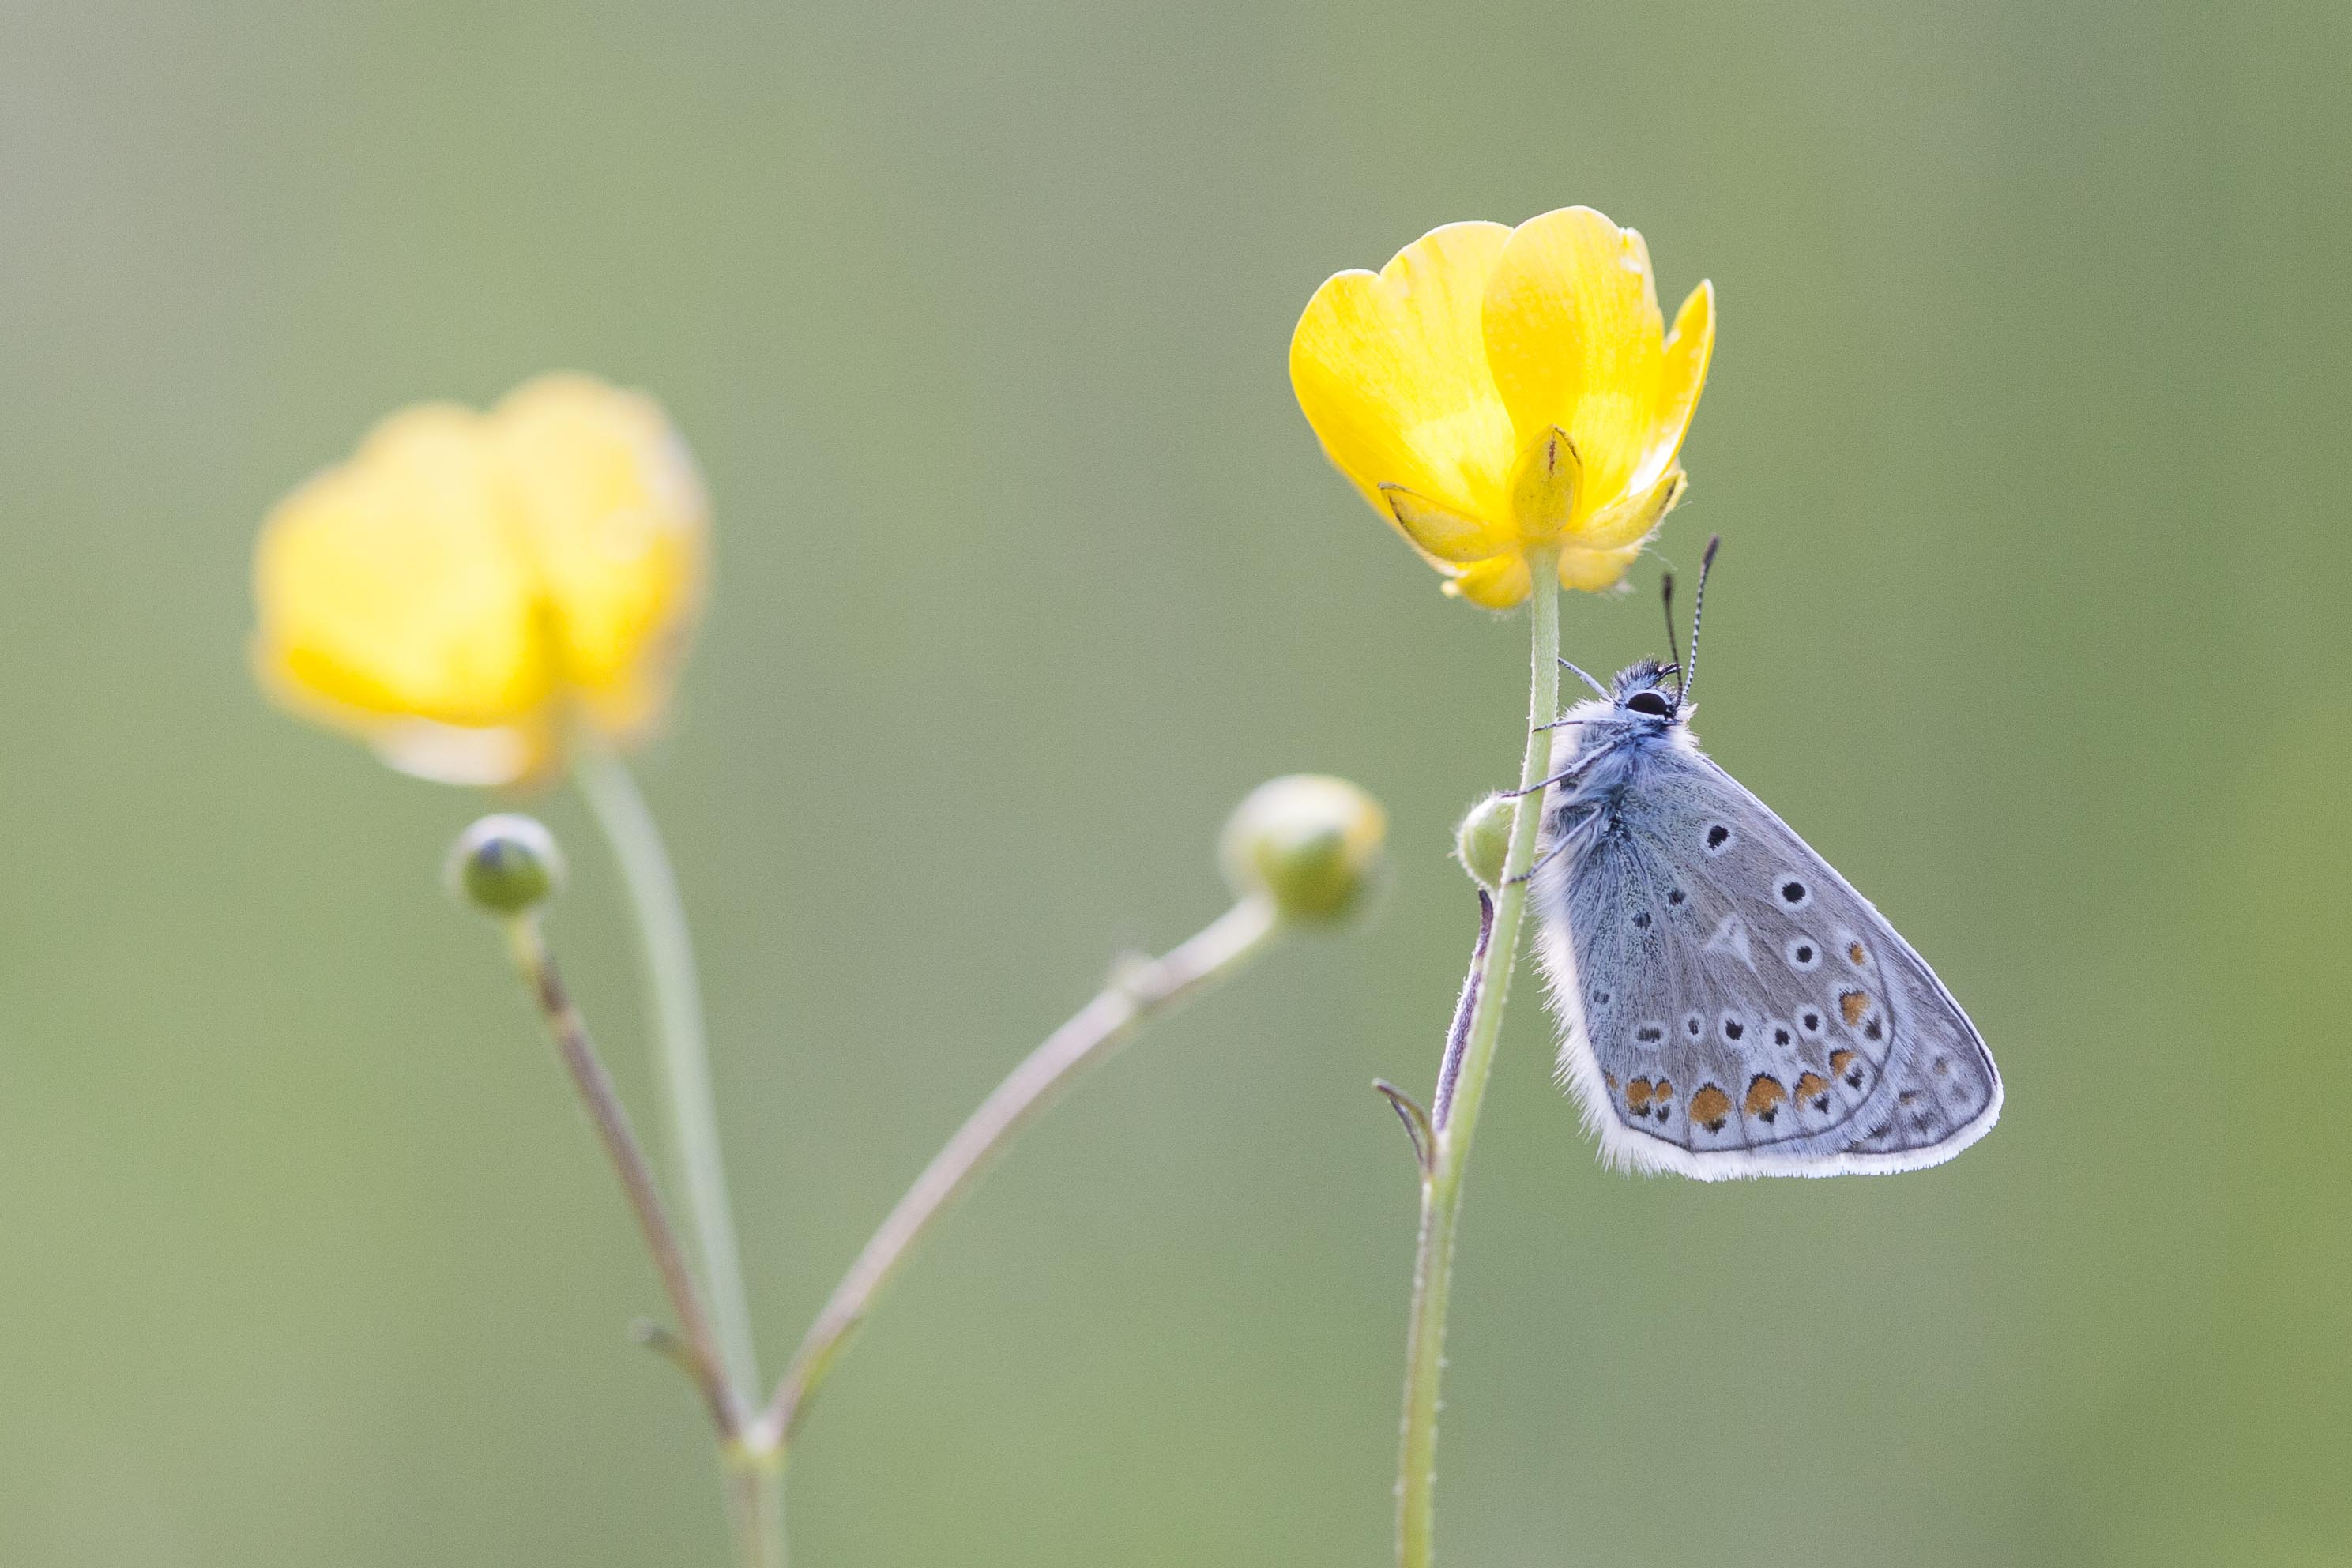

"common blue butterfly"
[1529, 540, 2000, 1179]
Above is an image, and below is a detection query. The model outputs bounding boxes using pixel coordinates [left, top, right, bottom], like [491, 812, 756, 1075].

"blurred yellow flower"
[1289, 207, 1714, 607]
[253, 374, 707, 785]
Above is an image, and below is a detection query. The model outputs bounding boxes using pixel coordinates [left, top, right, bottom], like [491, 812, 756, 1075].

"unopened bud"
[446, 814, 566, 915]
[1453, 793, 1516, 891]
[1219, 774, 1387, 924]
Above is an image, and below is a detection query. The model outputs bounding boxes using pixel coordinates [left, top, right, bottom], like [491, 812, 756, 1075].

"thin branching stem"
[768, 897, 1282, 1445]
[500, 915, 783, 1568]
[569, 754, 783, 1566]
[500, 916, 741, 1437]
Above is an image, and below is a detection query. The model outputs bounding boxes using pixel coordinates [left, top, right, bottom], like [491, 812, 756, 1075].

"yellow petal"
[1481, 207, 1665, 512]
[1573, 467, 1687, 552]
[1626, 281, 1714, 497]
[1444, 553, 1533, 608]
[1290, 223, 1518, 525]
[487, 374, 709, 739]
[1506, 427, 1582, 543]
[254, 404, 553, 741]
[1382, 484, 1510, 564]
[1558, 541, 1643, 593]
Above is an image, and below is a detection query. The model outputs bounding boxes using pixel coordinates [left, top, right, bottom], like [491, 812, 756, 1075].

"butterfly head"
[1610, 659, 1683, 722]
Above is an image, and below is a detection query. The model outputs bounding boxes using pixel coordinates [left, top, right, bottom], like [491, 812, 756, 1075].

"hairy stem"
[1397, 549, 1560, 1568]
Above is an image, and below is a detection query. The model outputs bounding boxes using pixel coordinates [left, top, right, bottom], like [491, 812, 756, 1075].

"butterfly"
[1526, 539, 2000, 1179]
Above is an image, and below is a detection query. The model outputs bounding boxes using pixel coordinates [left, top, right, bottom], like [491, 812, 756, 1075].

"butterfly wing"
[1534, 734, 2000, 1179]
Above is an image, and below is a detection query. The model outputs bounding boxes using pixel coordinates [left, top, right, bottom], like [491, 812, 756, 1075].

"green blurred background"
[2, 1, 2345, 1562]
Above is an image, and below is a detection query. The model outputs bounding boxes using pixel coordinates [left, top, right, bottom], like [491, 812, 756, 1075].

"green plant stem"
[722, 1450, 785, 1568]
[766, 896, 1282, 1445]
[574, 750, 762, 1409]
[1397, 548, 1560, 1568]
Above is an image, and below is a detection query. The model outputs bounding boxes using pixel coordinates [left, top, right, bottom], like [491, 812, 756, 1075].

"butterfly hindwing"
[1535, 728, 2000, 1179]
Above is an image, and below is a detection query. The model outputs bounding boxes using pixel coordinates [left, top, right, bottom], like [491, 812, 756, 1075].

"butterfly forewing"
[1534, 728, 2000, 1179]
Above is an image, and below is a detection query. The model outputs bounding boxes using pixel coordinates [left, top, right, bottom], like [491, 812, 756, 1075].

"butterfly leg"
[1495, 756, 1598, 799]
[1503, 807, 1601, 886]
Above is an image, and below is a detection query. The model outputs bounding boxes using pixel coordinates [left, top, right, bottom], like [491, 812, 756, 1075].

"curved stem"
[574, 750, 762, 1408]
[768, 897, 1283, 1445]
[1397, 550, 1560, 1568]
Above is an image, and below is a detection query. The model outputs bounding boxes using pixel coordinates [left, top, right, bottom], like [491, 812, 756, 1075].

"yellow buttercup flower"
[1289, 207, 1714, 606]
[253, 374, 707, 785]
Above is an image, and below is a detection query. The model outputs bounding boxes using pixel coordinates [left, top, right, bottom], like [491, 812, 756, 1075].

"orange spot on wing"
[1625, 1077, 1654, 1112]
[1690, 1084, 1731, 1132]
[1829, 1048, 1857, 1075]
[1839, 990, 1871, 1027]
[1744, 1075, 1787, 1118]
[1848, 942, 1866, 964]
[1793, 1071, 1831, 1109]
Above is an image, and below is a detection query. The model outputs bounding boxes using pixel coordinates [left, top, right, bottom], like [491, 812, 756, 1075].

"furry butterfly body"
[1530, 655, 2000, 1179]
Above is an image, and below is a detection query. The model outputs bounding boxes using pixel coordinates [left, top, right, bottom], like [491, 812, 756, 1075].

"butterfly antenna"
[1660, 570, 1685, 698]
[1677, 536, 1722, 713]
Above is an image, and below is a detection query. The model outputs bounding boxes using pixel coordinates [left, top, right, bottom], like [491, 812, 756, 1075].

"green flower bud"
[1453, 793, 1516, 891]
[446, 814, 566, 915]
[1220, 774, 1387, 924]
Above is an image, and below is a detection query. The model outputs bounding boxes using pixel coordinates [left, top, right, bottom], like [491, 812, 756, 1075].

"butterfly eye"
[1624, 690, 1673, 717]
